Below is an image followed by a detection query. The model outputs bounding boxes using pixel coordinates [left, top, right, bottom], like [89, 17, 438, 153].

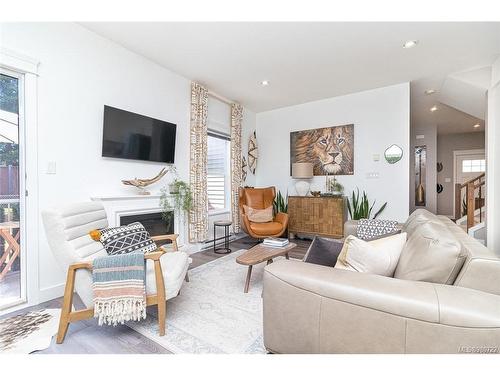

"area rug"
[126, 250, 280, 353]
[0, 309, 60, 354]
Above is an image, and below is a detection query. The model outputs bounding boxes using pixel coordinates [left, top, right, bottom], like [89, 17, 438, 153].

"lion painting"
[290, 124, 354, 176]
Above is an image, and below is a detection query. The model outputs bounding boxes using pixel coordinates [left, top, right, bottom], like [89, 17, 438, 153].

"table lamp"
[292, 162, 313, 196]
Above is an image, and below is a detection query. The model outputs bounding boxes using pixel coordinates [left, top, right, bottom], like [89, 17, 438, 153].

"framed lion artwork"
[290, 124, 354, 176]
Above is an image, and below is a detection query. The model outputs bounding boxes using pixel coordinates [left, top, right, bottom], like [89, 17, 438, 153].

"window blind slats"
[207, 133, 229, 210]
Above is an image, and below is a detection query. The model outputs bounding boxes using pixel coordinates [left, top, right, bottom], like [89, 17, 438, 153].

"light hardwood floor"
[0, 236, 310, 354]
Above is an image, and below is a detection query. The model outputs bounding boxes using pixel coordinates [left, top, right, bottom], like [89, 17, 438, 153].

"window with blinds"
[207, 132, 230, 211]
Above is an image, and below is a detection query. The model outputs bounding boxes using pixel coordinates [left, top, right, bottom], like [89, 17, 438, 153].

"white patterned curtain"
[230, 103, 243, 233]
[189, 82, 209, 242]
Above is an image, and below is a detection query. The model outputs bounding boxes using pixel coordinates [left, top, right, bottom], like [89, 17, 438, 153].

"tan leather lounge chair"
[239, 187, 289, 239]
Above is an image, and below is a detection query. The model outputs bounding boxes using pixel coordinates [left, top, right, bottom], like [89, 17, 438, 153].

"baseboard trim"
[38, 283, 65, 303]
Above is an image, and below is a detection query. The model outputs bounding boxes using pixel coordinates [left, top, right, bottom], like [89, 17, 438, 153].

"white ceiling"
[411, 98, 485, 135]
[411, 69, 489, 135]
[81, 22, 500, 135]
[81, 22, 500, 114]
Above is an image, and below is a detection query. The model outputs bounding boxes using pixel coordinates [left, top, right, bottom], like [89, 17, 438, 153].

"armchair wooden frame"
[56, 233, 182, 344]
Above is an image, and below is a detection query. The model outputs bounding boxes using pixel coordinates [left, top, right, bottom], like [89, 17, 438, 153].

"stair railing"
[454, 172, 485, 230]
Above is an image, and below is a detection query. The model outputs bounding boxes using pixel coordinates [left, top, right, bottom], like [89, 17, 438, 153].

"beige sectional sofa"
[262, 209, 500, 353]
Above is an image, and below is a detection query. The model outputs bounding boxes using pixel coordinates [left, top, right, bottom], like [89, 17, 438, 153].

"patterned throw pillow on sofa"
[356, 219, 400, 241]
[90, 222, 157, 256]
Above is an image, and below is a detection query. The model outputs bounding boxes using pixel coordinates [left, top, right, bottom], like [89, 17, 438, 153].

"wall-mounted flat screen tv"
[102, 105, 176, 163]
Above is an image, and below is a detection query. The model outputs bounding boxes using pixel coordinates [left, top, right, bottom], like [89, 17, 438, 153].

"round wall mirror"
[385, 144, 403, 164]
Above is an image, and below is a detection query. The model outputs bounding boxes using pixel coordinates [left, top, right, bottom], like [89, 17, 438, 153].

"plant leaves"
[373, 202, 387, 219]
[347, 188, 388, 220]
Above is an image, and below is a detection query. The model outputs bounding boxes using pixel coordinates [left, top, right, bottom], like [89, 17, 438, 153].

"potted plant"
[346, 188, 387, 220]
[166, 165, 180, 194]
[160, 178, 193, 225]
[273, 190, 288, 215]
[329, 176, 344, 196]
[273, 190, 288, 238]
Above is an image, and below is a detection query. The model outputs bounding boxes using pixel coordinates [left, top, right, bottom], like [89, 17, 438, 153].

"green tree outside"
[0, 74, 19, 114]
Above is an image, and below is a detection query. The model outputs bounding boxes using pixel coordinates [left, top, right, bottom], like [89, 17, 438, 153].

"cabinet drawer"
[288, 196, 345, 238]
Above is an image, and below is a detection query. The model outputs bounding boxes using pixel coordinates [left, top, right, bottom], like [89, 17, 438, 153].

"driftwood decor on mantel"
[122, 168, 168, 195]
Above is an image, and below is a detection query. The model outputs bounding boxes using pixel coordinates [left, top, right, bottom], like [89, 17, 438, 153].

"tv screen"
[102, 105, 176, 163]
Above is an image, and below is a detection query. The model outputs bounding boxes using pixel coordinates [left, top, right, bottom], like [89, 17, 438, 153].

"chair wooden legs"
[57, 268, 75, 344]
[56, 253, 171, 343]
[57, 262, 93, 344]
[153, 258, 166, 336]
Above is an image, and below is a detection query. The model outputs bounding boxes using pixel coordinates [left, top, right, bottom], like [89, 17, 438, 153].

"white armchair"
[41, 201, 191, 343]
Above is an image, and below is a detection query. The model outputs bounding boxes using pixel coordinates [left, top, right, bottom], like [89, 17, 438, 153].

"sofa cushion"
[303, 236, 343, 267]
[401, 209, 445, 236]
[243, 205, 273, 223]
[146, 251, 190, 300]
[334, 233, 407, 277]
[249, 221, 283, 236]
[394, 222, 467, 284]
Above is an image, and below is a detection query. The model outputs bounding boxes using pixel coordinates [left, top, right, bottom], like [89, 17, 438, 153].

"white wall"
[0, 23, 256, 304]
[486, 56, 500, 254]
[255, 83, 410, 222]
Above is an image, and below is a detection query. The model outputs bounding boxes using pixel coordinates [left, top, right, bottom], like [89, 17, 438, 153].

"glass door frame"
[0, 66, 27, 310]
[0, 49, 39, 315]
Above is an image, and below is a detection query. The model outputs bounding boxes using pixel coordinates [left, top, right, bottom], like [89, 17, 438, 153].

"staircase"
[454, 173, 486, 240]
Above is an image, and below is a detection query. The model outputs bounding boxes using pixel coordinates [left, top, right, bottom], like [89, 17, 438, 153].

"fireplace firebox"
[120, 211, 174, 246]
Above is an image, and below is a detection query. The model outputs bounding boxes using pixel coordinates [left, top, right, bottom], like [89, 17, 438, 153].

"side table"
[213, 220, 232, 254]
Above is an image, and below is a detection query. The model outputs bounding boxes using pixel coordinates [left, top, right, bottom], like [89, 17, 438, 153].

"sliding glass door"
[0, 68, 25, 310]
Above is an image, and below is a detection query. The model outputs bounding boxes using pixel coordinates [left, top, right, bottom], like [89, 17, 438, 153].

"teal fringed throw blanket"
[92, 252, 147, 326]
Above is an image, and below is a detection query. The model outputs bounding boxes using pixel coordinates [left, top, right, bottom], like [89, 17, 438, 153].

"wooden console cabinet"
[288, 196, 346, 238]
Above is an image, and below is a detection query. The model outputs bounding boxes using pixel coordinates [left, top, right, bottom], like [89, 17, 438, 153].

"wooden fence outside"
[0, 165, 19, 199]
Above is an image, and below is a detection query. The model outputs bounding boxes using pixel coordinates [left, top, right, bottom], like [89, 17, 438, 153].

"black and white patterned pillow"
[356, 219, 399, 241]
[98, 222, 157, 256]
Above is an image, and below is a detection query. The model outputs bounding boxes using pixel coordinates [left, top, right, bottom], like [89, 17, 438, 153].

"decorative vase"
[295, 180, 310, 196]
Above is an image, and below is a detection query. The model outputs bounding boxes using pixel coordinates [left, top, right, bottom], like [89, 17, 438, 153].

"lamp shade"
[292, 162, 313, 178]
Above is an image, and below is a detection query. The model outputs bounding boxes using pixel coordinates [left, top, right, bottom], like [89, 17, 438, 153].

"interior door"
[454, 150, 485, 218]
[0, 69, 25, 310]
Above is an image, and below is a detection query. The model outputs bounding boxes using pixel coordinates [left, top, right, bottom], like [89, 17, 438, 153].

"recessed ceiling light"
[430, 105, 438, 112]
[403, 40, 418, 49]
[474, 123, 481, 128]
[425, 89, 437, 95]
[261, 80, 269, 86]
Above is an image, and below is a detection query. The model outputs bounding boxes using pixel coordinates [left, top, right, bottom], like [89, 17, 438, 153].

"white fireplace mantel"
[90, 193, 163, 201]
[90, 194, 188, 249]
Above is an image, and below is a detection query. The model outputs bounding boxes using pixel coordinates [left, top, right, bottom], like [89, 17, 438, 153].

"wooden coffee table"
[236, 242, 297, 293]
